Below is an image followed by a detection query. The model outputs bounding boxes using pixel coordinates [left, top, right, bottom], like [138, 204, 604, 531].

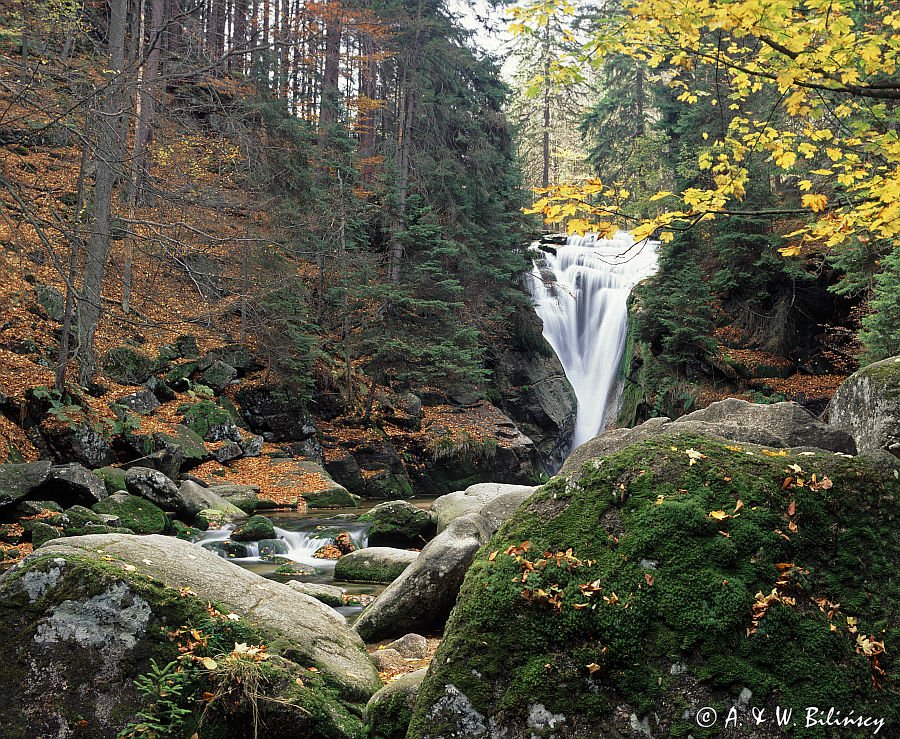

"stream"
[193, 500, 435, 621]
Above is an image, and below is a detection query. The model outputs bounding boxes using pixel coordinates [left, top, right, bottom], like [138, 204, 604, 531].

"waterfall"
[528, 232, 659, 451]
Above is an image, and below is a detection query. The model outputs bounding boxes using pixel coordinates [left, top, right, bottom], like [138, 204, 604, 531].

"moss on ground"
[408, 433, 900, 738]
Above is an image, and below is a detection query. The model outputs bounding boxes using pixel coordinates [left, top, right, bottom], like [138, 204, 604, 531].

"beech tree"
[519, 0, 900, 256]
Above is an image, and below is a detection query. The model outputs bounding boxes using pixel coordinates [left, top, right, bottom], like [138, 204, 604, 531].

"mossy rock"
[202, 540, 252, 559]
[231, 515, 276, 542]
[34, 284, 64, 322]
[409, 433, 900, 738]
[93, 466, 127, 495]
[359, 500, 433, 546]
[304, 485, 361, 509]
[92, 493, 167, 535]
[171, 520, 201, 540]
[166, 361, 199, 390]
[334, 547, 417, 585]
[101, 346, 154, 385]
[177, 400, 235, 440]
[0, 535, 380, 737]
[25, 521, 63, 548]
[60, 505, 105, 533]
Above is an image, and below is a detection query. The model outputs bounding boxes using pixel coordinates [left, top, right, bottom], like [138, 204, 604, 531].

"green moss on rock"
[408, 433, 900, 738]
[92, 494, 167, 534]
[93, 465, 127, 494]
[231, 515, 276, 541]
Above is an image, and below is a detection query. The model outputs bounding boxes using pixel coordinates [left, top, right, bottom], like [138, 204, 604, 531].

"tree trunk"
[75, 0, 128, 385]
[231, 0, 249, 71]
[387, 0, 423, 284]
[318, 1, 343, 137]
[56, 141, 91, 392]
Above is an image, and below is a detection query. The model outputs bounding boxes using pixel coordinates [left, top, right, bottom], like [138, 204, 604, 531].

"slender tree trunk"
[387, 0, 423, 284]
[56, 141, 91, 392]
[75, 0, 128, 385]
[318, 1, 342, 140]
[358, 31, 377, 180]
[541, 29, 551, 189]
[231, 0, 249, 71]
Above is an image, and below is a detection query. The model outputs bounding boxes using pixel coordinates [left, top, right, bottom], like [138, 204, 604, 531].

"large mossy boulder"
[408, 434, 900, 738]
[92, 492, 166, 534]
[0, 534, 382, 738]
[335, 547, 418, 585]
[829, 355, 900, 459]
[563, 399, 857, 480]
[360, 500, 434, 546]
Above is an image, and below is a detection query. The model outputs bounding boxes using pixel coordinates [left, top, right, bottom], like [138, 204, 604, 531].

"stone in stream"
[430, 482, 536, 534]
[230, 514, 276, 542]
[258, 538, 289, 558]
[352, 484, 536, 643]
[353, 516, 491, 643]
[0, 534, 381, 737]
[285, 580, 345, 608]
[335, 547, 418, 584]
[359, 500, 434, 546]
[175, 480, 247, 520]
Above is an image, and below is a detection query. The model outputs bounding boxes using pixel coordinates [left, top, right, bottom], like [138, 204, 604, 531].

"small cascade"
[528, 232, 658, 451]
[195, 518, 370, 572]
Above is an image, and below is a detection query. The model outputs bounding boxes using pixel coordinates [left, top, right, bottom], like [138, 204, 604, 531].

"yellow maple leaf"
[801, 193, 829, 212]
[779, 245, 803, 257]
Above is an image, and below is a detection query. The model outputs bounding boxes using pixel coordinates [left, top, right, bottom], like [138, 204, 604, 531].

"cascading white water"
[528, 232, 659, 451]
[195, 520, 370, 572]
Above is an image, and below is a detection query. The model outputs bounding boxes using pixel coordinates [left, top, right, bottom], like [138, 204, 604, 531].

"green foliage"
[119, 659, 193, 738]
[859, 247, 900, 363]
[633, 232, 715, 368]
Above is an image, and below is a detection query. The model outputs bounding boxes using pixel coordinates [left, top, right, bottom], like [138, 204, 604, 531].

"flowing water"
[194, 501, 435, 620]
[528, 232, 659, 452]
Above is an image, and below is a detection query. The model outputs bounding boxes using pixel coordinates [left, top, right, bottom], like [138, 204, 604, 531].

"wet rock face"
[829, 355, 900, 459]
[491, 313, 578, 469]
